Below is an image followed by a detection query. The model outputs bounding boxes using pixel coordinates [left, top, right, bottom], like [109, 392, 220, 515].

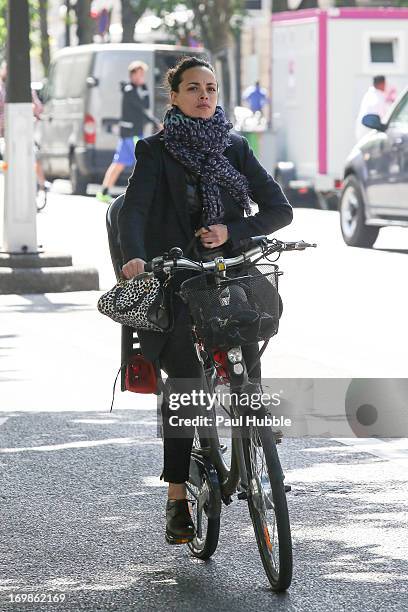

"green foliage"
[0, 0, 45, 59]
[148, 0, 246, 51]
[0, 0, 6, 57]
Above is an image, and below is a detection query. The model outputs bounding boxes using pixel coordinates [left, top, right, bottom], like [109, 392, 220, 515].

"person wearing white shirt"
[355, 75, 387, 142]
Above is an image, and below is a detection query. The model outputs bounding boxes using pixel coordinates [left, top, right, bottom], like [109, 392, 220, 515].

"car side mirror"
[86, 76, 99, 88]
[362, 114, 386, 132]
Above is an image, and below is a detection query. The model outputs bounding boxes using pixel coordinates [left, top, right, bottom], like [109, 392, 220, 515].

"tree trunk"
[75, 0, 95, 45]
[121, 0, 150, 43]
[38, 0, 50, 72]
[191, 0, 234, 55]
[189, 0, 237, 117]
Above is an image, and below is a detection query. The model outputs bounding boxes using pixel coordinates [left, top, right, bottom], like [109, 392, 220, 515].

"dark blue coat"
[119, 130, 292, 263]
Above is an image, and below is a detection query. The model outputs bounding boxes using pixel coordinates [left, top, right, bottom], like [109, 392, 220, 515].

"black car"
[339, 89, 408, 247]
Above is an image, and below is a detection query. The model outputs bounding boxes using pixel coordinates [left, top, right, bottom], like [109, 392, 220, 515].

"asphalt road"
[1, 186, 408, 610]
[1, 411, 407, 612]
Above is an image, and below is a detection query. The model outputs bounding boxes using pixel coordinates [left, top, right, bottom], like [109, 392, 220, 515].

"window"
[370, 41, 394, 64]
[363, 32, 405, 75]
[52, 54, 92, 99]
[68, 55, 92, 98]
[43, 63, 55, 100]
[53, 58, 73, 99]
[389, 95, 408, 129]
[245, 1, 262, 8]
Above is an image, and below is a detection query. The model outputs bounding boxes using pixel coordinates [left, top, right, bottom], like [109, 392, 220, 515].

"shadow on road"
[2, 294, 97, 314]
[374, 247, 408, 255]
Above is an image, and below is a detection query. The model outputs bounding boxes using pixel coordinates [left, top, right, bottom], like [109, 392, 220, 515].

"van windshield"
[52, 54, 92, 99]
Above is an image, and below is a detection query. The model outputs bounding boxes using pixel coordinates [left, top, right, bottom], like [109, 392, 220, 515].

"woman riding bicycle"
[118, 56, 293, 545]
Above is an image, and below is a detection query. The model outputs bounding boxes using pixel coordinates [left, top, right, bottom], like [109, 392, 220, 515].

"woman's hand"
[195, 224, 228, 249]
[121, 258, 146, 279]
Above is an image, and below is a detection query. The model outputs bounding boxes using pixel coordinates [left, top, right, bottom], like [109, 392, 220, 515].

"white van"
[38, 44, 209, 194]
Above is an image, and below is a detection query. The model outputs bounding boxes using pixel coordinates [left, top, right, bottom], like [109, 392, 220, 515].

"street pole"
[269, 0, 273, 131]
[0, 0, 99, 293]
[65, 0, 71, 47]
[2, 0, 37, 254]
[235, 26, 242, 107]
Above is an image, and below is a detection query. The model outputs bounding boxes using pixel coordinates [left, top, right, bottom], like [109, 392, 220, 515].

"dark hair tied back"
[164, 55, 217, 93]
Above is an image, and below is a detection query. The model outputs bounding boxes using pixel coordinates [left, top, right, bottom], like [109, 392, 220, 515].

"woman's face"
[170, 66, 218, 119]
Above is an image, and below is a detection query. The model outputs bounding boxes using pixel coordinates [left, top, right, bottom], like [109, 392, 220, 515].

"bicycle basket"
[179, 264, 281, 349]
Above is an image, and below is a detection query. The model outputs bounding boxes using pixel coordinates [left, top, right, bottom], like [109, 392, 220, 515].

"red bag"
[125, 354, 158, 394]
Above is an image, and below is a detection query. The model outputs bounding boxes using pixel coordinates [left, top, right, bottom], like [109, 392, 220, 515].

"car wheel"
[70, 155, 88, 196]
[339, 175, 379, 248]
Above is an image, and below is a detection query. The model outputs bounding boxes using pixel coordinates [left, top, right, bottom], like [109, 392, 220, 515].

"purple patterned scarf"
[163, 105, 251, 225]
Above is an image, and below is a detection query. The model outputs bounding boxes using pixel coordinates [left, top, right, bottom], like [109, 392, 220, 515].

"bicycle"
[0, 136, 50, 213]
[143, 236, 316, 592]
[36, 180, 50, 213]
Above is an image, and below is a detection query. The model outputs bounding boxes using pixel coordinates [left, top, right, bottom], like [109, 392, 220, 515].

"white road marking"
[0, 437, 138, 453]
[333, 437, 408, 463]
[0, 417, 9, 428]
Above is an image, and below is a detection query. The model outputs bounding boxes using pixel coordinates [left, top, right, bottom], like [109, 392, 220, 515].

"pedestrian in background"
[242, 80, 268, 115]
[0, 60, 48, 191]
[355, 75, 388, 141]
[96, 61, 162, 203]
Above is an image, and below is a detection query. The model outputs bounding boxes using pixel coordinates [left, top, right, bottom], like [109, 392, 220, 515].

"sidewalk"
[1, 186, 153, 413]
[0, 290, 155, 413]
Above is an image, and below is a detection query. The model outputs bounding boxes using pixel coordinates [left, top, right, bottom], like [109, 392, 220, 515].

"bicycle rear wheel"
[242, 418, 293, 591]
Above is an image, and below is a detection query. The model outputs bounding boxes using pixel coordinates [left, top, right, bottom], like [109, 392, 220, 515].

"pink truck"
[271, 7, 408, 208]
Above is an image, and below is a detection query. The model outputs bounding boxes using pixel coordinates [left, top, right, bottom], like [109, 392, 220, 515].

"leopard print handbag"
[97, 273, 170, 332]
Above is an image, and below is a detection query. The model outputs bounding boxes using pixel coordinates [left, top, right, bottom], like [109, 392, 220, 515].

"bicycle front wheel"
[242, 419, 293, 591]
[36, 186, 47, 212]
[187, 444, 221, 560]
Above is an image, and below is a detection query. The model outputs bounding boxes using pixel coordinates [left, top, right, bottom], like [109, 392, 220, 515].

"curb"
[0, 266, 99, 294]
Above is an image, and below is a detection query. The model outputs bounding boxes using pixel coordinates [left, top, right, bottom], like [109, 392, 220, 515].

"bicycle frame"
[190, 341, 253, 505]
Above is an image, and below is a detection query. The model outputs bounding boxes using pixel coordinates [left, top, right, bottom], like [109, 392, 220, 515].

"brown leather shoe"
[165, 499, 196, 545]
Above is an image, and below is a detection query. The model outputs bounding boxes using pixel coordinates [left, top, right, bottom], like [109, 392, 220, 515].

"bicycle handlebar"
[279, 240, 317, 251]
[144, 237, 317, 274]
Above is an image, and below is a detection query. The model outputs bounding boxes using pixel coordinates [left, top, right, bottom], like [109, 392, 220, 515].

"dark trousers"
[159, 309, 261, 484]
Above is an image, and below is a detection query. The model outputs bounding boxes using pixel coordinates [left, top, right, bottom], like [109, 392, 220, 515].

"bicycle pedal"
[284, 484, 291, 493]
[191, 446, 211, 457]
[165, 534, 193, 545]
